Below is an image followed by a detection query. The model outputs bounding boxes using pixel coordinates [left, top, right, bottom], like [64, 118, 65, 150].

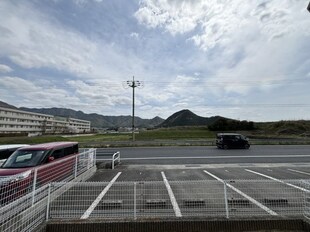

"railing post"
[32, 168, 38, 206]
[111, 151, 120, 170]
[93, 149, 96, 167]
[112, 156, 114, 170]
[74, 155, 78, 178]
[223, 181, 229, 219]
[134, 182, 137, 220]
[46, 183, 51, 221]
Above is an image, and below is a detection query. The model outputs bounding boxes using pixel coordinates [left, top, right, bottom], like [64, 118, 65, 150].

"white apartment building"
[0, 107, 91, 135]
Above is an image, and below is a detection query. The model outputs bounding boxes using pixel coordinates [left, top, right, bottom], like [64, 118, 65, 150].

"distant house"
[0, 106, 91, 135]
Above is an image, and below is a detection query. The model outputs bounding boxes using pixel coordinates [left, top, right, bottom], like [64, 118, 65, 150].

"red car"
[0, 142, 79, 204]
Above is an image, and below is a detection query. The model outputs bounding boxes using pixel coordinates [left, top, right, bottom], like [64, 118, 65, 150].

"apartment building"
[0, 107, 91, 135]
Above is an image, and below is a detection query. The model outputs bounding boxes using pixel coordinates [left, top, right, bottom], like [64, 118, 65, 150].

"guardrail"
[95, 151, 121, 169]
[112, 151, 120, 169]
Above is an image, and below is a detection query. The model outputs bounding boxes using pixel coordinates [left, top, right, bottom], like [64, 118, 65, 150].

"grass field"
[0, 126, 309, 147]
[0, 127, 215, 146]
[136, 126, 215, 140]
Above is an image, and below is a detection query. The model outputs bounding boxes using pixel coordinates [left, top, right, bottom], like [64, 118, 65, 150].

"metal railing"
[0, 178, 309, 232]
[0, 149, 97, 232]
[0, 148, 96, 207]
[48, 179, 310, 220]
[112, 151, 120, 169]
[95, 150, 121, 169]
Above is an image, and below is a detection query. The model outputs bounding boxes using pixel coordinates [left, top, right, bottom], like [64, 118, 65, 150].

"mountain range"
[0, 100, 224, 128]
[1, 101, 310, 135]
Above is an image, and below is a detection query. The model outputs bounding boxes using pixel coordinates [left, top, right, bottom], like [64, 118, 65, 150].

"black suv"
[216, 133, 250, 149]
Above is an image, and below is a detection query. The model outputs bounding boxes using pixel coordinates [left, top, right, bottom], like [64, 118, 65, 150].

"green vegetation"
[0, 127, 215, 146]
[0, 121, 309, 147]
[136, 126, 215, 140]
[209, 118, 255, 131]
[0, 135, 69, 145]
[256, 120, 310, 136]
[73, 134, 131, 142]
[0, 134, 132, 145]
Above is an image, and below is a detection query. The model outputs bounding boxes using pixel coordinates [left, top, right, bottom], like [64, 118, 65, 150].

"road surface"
[96, 145, 310, 165]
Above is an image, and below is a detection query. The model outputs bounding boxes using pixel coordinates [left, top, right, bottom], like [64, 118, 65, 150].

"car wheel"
[223, 145, 228, 150]
[244, 144, 250, 149]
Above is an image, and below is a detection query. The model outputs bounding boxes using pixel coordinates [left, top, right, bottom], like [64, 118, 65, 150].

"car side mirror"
[48, 156, 55, 162]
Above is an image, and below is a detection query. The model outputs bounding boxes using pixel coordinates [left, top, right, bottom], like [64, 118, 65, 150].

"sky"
[0, 0, 309, 121]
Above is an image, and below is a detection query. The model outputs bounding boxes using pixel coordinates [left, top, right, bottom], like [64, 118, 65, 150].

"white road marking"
[119, 154, 310, 161]
[81, 172, 122, 219]
[288, 169, 310, 176]
[203, 170, 278, 216]
[245, 169, 310, 193]
[161, 171, 182, 217]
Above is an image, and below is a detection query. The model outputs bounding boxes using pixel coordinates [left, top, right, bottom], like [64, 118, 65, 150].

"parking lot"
[48, 156, 310, 220]
[2, 146, 309, 232]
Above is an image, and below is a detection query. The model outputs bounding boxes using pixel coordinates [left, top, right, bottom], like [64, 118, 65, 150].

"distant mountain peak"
[159, 109, 222, 127]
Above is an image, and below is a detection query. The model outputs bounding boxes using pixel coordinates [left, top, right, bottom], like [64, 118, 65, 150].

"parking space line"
[161, 171, 182, 217]
[203, 170, 278, 216]
[81, 172, 122, 219]
[245, 169, 310, 193]
[288, 169, 310, 176]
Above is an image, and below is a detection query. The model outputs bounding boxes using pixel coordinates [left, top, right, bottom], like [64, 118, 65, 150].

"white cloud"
[135, 0, 310, 101]
[0, 64, 13, 73]
[135, 0, 203, 35]
[130, 32, 139, 39]
[0, 1, 97, 77]
[0, 0, 309, 121]
[0, 76, 80, 107]
[136, 0, 310, 50]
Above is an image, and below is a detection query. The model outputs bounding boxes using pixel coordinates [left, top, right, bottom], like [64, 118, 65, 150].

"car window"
[2, 150, 47, 168]
[16, 153, 32, 162]
[51, 149, 64, 159]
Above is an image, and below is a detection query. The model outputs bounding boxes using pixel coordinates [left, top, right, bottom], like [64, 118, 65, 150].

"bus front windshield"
[2, 150, 48, 168]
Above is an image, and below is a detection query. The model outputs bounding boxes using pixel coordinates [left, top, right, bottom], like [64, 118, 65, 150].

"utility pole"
[124, 76, 143, 142]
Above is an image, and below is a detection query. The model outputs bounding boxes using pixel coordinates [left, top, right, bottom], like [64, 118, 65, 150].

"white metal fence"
[0, 149, 97, 232]
[48, 179, 310, 220]
[0, 178, 309, 232]
[0, 148, 96, 207]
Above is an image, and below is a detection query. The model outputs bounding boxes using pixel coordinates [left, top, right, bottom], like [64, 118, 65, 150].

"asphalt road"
[96, 145, 310, 165]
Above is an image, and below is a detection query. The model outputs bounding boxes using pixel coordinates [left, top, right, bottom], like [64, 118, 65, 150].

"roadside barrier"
[95, 151, 121, 169]
[0, 149, 97, 232]
[112, 151, 121, 169]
